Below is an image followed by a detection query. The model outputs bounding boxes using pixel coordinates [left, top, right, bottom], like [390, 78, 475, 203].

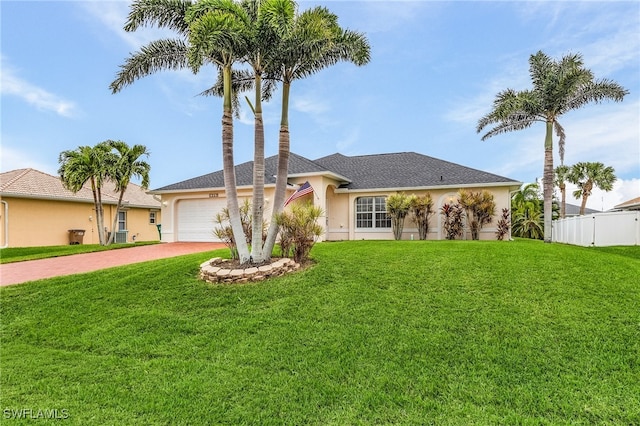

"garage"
[177, 198, 227, 242]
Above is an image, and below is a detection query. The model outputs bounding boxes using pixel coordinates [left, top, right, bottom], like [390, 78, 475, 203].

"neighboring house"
[613, 196, 640, 211]
[0, 168, 161, 248]
[564, 203, 600, 217]
[150, 152, 521, 242]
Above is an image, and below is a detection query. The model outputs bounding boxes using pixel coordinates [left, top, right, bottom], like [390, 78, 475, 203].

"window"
[356, 196, 391, 229]
[118, 211, 127, 231]
[149, 211, 156, 224]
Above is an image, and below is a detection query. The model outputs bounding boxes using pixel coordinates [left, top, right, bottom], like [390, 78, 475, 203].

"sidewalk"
[0, 242, 226, 286]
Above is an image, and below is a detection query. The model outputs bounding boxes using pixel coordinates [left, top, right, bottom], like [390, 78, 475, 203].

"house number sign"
[209, 193, 219, 198]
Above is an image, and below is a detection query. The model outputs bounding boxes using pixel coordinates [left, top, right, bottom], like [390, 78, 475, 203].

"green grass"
[1, 240, 638, 424]
[0, 241, 159, 264]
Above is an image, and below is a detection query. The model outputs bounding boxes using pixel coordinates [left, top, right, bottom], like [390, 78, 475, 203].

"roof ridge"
[0, 168, 34, 191]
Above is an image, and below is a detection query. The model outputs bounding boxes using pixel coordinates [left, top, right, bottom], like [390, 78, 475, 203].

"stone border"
[199, 257, 300, 284]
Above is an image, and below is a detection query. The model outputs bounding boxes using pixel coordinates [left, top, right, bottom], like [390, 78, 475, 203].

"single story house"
[613, 196, 640, 211]
[150, 151, 521, 242]
[0, 168, 161, 247]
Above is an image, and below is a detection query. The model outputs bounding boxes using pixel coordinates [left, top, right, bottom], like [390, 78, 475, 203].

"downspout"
[508, 188, 519, 241]
[1, 200, 8, 248]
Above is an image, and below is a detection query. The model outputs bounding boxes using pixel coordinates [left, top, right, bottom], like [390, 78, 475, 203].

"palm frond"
[124, 0, 192, 34]
[110, 39, 189, 93]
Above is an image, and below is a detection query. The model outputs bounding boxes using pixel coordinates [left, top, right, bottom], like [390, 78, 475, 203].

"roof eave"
[334, 181, 523, 194]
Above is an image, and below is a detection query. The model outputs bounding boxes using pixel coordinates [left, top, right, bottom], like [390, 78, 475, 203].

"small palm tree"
[554, 165, 571, 219]
[568, 162, 616, 215]
[477, 51, 627, 243]
[106, 141, 151, 245]
[58, 143, 115, 246]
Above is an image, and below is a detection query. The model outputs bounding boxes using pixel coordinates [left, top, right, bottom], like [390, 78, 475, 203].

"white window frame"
[118, 211, 127, 231]
[149, 211, 157, 225]
[355, 196, 391, 229]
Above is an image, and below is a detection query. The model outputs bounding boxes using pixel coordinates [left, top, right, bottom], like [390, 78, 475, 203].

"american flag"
[284, 181, 314, 207]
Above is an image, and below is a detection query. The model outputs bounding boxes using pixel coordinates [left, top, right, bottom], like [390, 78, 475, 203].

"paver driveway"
[0, 242, 225, 286]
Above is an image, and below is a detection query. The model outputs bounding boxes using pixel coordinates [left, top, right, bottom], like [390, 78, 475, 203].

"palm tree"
[106, 141, 151, 245]
[554, 165, 571, 219]
[510, 183, 544, 240]
[568, 162, 616, 215]
[58, 143, 115, 246]
[261, 5, 370, 258]
[477, 51, 627, 243]
[186, 0, 254, 263]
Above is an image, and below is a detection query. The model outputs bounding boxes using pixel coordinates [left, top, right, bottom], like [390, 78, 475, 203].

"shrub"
[409, 193, 433, 240]
[440, 203, 465, 240]
[495, 208, 511, 240]
[458, 189, 496, 240]
[213, 199, 265, 260]
[275, 202, 323, 263]
[386, 192, 412, 240]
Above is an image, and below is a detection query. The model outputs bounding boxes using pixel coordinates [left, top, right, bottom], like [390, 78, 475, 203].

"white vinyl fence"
[552, 211, 640, 247]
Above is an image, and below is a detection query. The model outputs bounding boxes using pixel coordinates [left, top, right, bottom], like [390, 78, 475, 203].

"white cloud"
[78, 1, 176, 50]
[1, 57, 79, 118]
[0, 145, 57, 175]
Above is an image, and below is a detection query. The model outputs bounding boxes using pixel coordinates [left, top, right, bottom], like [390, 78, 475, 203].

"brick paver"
[0, 242, 226, 286]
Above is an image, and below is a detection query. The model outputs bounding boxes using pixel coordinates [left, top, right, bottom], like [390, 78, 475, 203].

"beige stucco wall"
[0, 196, 160, 247]
[324, 186, 515, 241]
[156, 181, 516, 243]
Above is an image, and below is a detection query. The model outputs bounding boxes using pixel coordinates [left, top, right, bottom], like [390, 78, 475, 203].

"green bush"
[276, 202, 323, 263]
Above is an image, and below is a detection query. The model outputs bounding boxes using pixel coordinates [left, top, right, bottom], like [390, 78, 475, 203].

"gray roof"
[152, 151, 519, 192]
[564, 203, 600, 216]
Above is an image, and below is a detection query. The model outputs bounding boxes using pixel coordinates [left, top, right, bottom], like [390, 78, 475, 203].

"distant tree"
[409, 193, 433, 240]
[458, 189, 496, 240]
[554, 165, 571, 219]
[58, 143, 115, 246]
[106, 141, 151, 245]
[386, 193, 412, 240]
[568, 162, 616, 215]
[477, 51, 627, 243]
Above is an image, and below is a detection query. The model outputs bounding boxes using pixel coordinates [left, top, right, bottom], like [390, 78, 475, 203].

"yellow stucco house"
[150, 152, 521, 243]
[0, 168, 161, 247]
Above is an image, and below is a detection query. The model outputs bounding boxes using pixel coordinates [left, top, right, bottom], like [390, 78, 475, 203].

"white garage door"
[177, 198, 227, 242]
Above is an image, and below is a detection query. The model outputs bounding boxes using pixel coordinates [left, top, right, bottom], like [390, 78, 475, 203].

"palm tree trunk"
[90, 177, 106, 246]
[560, 185, 566, 219]
[251, 73, 265, 263]
[263, 81, 291, 259]
[221, 65, 250, 264]
[543, 120, 554, 243]
[108, 191, 126, 246]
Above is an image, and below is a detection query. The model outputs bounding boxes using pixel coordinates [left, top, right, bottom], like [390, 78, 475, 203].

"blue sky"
[2, 1, 638, 211]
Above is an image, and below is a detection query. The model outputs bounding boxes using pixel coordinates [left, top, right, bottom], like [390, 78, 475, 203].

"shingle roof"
[564, 203, 599, 216]
[153, 152, 335, 192]
[152, 151, 520, 192]
[314, 152, 519, 190]
[0, 168, 160, 208]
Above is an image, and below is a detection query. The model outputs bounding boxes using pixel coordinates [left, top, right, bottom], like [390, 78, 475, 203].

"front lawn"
[0, 241, 159, 264]
[1, 240, 638, 424]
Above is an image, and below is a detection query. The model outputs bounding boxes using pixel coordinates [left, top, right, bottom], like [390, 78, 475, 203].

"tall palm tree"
[554, 165, 571, 219]
[261, 5, 371, 258]
[568, 162, 616, 215]
[477, 51, 627, 242]
[186, 0, 254, 263]
[58, 143, 114, 246]
[106, 141, 152, 245]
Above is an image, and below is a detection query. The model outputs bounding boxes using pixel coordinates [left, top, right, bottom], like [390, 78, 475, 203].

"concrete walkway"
[0, 242, 226, 286]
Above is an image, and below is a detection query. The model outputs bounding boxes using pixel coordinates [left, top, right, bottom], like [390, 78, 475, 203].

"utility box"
[68, 229, 85, 245]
